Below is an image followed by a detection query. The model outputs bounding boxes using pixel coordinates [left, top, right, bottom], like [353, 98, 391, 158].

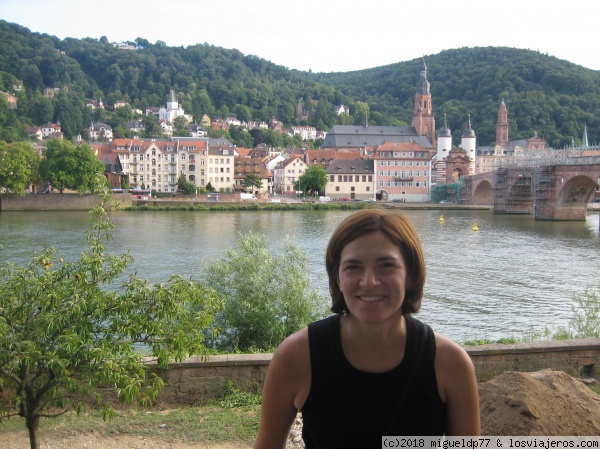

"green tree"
[297, 164, 328, 196]
[39, 139, 105, 194]
[0, 141, 40, 195]
[242, 171, 262, 192]
[0, 182, 221, 449]
[202, 231, 328, 352]
[177, 173, 196, 194]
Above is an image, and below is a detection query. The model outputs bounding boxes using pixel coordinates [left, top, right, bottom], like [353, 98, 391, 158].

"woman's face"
[337, 231, 408, 324]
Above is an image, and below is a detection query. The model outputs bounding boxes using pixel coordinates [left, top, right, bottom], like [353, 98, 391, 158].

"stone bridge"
[461, 157, 600, 220]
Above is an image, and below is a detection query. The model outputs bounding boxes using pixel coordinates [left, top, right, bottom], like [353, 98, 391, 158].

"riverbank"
[4, 192, 599, 213]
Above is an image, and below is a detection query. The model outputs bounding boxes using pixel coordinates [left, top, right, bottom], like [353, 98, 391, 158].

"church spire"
[582, 123, 589, 148]
[416, 58, 430, 95]
[412, 58, 435, 146]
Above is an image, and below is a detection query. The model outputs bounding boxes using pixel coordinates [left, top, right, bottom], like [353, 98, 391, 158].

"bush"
[201, 231, 329, 352]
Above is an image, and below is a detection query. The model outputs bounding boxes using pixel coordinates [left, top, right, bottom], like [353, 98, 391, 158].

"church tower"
[412, 60, 436, 146]
[496, 99, 509, 147]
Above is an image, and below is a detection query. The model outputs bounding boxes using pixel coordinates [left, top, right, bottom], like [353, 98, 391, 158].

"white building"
[291, 126, 317, 141]
[325, 159, 375, 200]
[158, 90, 193, 124]
[273, 157, 308, 194]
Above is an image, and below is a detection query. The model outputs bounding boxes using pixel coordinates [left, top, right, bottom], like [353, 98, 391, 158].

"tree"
[242, 172, 262, 192]
[297, 164, 328, 197]
[0, 141, 40, 195]
[202, 231, 328, 352]
[39, 139, 105, 193]
[177, 173, 196, 194]
[0, 181, 221, 449]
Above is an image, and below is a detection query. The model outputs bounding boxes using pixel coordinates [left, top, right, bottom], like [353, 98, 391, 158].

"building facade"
[273, 157, 308, 194]
[374, 142, 434, 202]
[325, 159, 375, 200]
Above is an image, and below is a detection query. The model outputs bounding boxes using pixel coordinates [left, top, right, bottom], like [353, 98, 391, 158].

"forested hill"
[307, 47, 600, 147]
[0, 20, 598, 148]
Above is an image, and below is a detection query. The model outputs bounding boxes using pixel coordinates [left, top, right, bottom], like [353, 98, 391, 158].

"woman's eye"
[343, 264, 360, 271]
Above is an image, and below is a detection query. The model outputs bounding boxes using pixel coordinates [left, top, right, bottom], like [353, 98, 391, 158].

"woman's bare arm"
[254, 328, 310, 449]
[435, 333, 481, 436]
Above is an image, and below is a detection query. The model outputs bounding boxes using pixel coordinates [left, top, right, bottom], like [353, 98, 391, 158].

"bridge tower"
[461, 114, 476, 176]
[436, 114, 452, 184]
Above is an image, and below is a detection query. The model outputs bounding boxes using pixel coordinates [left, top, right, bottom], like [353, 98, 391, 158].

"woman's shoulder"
[272, 326, 310, 365]
[434, 331, 471, 365]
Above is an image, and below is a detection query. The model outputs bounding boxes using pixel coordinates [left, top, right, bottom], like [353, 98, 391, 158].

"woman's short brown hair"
[325, 209, 426, 315]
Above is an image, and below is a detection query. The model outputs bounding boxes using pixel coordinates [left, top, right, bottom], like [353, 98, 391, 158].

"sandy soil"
[3, 370, 599, 448]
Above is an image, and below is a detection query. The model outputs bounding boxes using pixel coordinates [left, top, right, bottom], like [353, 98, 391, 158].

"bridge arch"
[547, 174, 600, 220]
[472, 180, 492, 205]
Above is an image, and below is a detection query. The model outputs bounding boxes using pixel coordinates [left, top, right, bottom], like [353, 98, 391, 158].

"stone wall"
[0, 193, 132, 211]
[148, 339, 600, 405]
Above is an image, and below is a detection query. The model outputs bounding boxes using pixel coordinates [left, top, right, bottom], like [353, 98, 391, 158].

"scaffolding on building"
[431, 179, 463, 203]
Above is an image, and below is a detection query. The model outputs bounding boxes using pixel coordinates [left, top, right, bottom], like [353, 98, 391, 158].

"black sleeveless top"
[301, 314, 446, 448]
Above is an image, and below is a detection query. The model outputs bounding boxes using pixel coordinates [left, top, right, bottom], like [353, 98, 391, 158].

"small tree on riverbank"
[0, 176, 222, 449]
[202, 231, 329, 352]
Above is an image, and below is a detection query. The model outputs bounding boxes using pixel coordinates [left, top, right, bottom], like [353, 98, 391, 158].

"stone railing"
[148, 339, 600, 405]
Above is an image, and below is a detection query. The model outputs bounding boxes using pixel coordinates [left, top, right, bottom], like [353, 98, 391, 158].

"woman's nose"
[359, 268, 380, 286]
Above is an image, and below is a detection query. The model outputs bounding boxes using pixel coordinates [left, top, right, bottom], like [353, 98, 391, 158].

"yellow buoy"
[473, 223, 479, 231]
[439, 214, 444, 222]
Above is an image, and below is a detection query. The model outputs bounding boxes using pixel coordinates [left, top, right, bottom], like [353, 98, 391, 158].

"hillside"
[308, 47, 600, 147]
[0, 20, 599, 147]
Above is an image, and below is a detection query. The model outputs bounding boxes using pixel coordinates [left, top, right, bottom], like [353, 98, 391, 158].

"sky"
[2, 0, 600, 73]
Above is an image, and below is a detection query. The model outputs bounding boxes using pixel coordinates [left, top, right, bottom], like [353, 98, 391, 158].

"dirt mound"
[479, 369, 600, 435]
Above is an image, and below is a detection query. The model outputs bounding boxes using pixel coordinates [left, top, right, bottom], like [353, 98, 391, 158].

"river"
[1, 208, 599, 343]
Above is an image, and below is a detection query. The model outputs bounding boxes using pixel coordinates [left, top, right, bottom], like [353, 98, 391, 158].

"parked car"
[440, 200, 453, 204]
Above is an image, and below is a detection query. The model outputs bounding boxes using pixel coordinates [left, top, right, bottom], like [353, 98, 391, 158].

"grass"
[0, 383, 263, 446]
[0, 403, 262, 446]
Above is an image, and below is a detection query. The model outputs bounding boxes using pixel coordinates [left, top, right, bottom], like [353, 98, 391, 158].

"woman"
[254, 210, 480, 448]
